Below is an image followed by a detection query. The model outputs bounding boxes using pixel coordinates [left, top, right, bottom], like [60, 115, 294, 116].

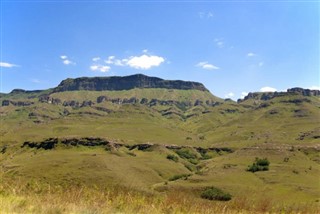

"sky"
[1, 1, 319, 100]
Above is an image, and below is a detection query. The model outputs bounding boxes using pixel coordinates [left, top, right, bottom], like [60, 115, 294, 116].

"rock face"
[21, 137, 235, 155]
[39, 95, 62, 105]
[10, 89, 44, 94]
[287, 87, 320, 96]
[2, 100, 34, 106]
[238, 88, 320, 102]
[53, 74, 208, 92]
[22, 137, 110, 150]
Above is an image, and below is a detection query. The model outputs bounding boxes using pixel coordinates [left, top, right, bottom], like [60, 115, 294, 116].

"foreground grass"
[0, 179, 318, 214]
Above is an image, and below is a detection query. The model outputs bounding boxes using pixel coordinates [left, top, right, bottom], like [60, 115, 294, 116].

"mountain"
[238, 87, 320, 103]
[0, 74, 319, 213]
[53, 74, 209, 92]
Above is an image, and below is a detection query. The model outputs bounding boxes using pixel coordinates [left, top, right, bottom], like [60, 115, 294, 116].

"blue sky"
[1, 1, 319, 99]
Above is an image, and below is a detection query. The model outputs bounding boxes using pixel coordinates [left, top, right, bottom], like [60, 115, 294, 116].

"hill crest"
[53, 74, 209, 92]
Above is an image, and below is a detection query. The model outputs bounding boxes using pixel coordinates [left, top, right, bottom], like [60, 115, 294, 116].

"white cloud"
[214, 38, 224, 48]
[247, 52, 256, 57]
[126, 54, 165, 69]
[309, 86, 320, 90]
[115, 59, 126, 66]
[63, 59, 75, 65]
[103, 52, 165, 70]
[258, 62, 264, 67]
[90, 64, 110, 72]
[90, 65, 99, 71]
[240, 92, 248, 99]
[60, 55, 75, 65]
[225, 92, 234, 98]
[260, 87, 277, 92]
[105, 56, 115, 64]
[92, 57, 101, 62]
[105, 56, 126, 66]
[0, 62, 18, 68]
[196, 61, 219, 70]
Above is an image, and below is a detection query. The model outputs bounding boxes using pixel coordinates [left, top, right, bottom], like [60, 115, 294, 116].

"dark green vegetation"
[201, 186, 232, 201]
[0, 74, 319, 213]
[247, 157, 270, 172]
[167, 154, 179, 162]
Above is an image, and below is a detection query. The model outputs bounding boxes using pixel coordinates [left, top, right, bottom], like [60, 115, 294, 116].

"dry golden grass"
[0, 179, 318, 214]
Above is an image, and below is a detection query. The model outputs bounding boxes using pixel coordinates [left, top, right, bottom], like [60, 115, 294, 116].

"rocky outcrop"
[140, 98, 148, 104]
[194, 100, 203, 106]
[287, 88, 320, 96]
[238, 88, 320, 103]
[97, 96, 108, 103]
[21, 138, 234, 156]
[95, 96, 216, 108]
[39, 95, 62, 105]
[2, 100, 34, 106]
[53, 74, 209, 92]
[10, 89, 44, 94]
[296, 131, 320, 140]
[81, 100, 94, 107]
[126, 143, 154, 151]
[22, 138, 58, 150]
[60, 137, 108, 146]
[2, 100, 10, 106]
[22, 137, 112, 150]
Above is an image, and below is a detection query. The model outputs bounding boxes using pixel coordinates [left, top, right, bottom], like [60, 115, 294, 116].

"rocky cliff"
[238, 87, 320, 102]
[53, 74, 208, 92]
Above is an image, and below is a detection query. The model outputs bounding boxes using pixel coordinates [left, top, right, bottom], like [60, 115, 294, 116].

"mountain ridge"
[5, 74, 319, 103]
[53, 74, 209, 92]
[238, 87, 320, 102]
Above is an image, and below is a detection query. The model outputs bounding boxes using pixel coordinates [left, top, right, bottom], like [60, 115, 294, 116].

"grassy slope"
[0, 89, 319, 213]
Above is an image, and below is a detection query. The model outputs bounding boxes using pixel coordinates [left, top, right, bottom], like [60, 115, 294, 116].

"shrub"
[167, 154, 179, 162]
[184, 163, 196, 172]
[169, 174, 190, 181]
[198, 135, 205, 140]
[247, 157, 270, 172]
[175, 148, 200, 165]
[188, 158, 199, 165]
[175, 148, 197, 160]
[201, 187, 232, 201]
[255, 158, 270, 166]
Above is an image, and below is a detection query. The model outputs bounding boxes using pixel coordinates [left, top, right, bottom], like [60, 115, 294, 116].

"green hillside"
[0, 76, 319, 213]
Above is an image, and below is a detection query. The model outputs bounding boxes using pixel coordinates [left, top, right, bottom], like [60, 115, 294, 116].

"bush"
[175, 148, 197, 160]
[167, 154, 179, 162]
[169, 174, 190, 181]
[188, 158, 199, 165]
[247, 157, 270, 172]
[201, 187, 232, 201]
[175, 148, 200, 165]
[255, 158, 270, 166]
